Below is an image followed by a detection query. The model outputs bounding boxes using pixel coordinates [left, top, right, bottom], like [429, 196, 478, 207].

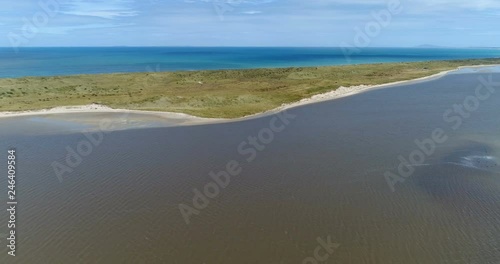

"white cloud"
[241, 10, 262, 15]
[38, 23, 135, 34]
[61, 0, 138, 19]
[284, 0, 500, 13]
[184, 0, 275, 5]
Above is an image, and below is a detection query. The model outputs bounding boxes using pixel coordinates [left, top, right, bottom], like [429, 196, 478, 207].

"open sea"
[1, 47, 500, 78]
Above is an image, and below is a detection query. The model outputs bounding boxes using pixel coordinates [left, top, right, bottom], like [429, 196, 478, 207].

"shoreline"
[263, 64, 500, 114]
[1, 64, 498, 124]
[0, 103, 224, 124]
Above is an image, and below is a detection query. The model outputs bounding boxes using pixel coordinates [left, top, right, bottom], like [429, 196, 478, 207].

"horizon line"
[0, 46, 499, 49]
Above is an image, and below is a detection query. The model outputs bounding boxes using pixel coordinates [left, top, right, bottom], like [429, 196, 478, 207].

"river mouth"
[1, 70, 500, 263]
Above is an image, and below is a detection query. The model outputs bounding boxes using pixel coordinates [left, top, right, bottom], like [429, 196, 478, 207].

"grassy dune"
[1, 58, 500, 118]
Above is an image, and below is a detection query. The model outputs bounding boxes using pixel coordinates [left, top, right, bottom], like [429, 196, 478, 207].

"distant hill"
[415, 44, 448, 49]
[416, 45, 500, 49]
[469, 46, 500, 49]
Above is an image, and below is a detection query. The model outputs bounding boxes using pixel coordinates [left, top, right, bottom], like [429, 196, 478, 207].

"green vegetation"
[1, 58, 500, 118]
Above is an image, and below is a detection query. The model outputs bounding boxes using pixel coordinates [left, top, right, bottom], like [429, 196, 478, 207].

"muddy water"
[0, 70, 499, 263]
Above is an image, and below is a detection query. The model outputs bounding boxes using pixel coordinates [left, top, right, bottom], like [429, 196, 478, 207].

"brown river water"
[0, 68, 499, 263]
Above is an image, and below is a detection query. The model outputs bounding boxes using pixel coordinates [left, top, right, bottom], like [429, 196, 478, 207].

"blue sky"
[0, 0, 499, 47]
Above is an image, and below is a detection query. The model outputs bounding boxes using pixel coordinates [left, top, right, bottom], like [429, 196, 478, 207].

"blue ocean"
[1, 47, 500, 78]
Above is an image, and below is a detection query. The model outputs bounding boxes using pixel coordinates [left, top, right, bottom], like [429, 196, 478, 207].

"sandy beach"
[265, 64, 500, 113]
[0, 103, 220, 123]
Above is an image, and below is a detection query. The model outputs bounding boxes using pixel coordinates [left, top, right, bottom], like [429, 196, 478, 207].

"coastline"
[1, 64, 498, 124]
[264, 64, 500, 114]
[0, 103, 223, 124]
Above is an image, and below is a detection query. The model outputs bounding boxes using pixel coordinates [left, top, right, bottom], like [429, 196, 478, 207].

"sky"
[0, 0, 499, 47]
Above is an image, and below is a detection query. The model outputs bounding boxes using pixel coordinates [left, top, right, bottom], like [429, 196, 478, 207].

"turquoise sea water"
[1, 47, 500, 78]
